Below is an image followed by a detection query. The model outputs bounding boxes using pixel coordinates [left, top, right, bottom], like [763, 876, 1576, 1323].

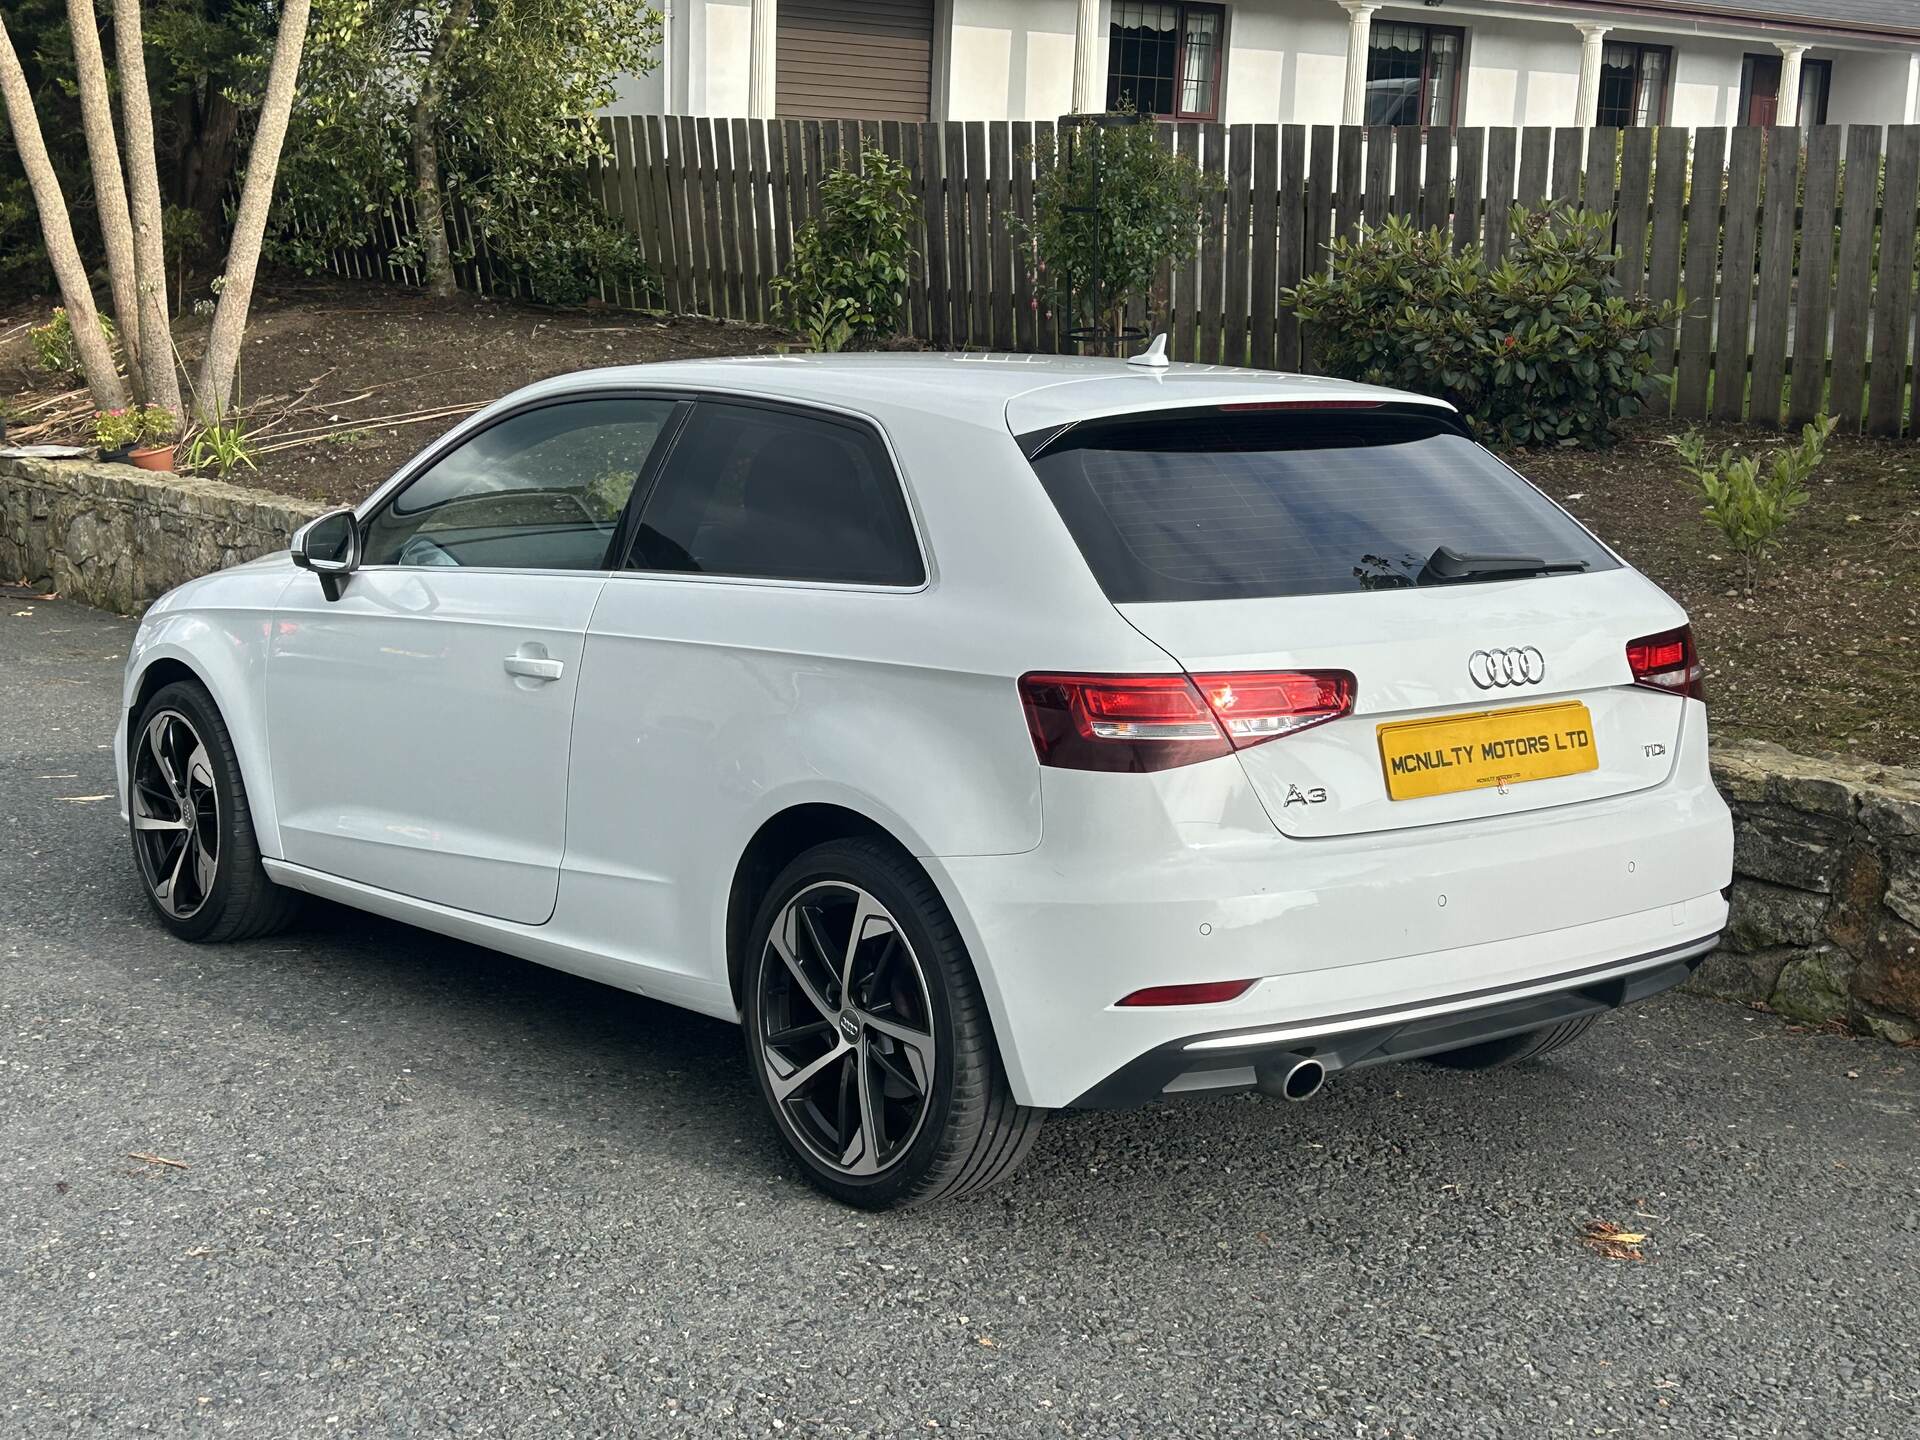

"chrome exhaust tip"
[1258, 1054, 1327, 1103]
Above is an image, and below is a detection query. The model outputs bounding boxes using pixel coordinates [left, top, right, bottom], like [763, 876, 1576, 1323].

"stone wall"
[1, 455, 322, 614]
[1694, 742, 1920, 1043]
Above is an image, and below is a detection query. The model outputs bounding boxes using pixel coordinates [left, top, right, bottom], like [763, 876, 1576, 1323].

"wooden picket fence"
[322, 117, 1920, 438]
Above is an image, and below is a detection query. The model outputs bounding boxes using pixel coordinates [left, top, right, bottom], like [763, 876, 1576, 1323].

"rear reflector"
[1116, 979, 1256, 1007]
[1019, 670, 1355, 772]
[1626, 624, 1704, 700]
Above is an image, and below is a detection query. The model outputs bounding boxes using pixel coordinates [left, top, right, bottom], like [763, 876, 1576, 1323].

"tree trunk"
[111, 0, 183, 417]
[193, 0, 310, 421]
[0, 13, 126, 409]
[412, 0, 473, 299]
[68, 0, 145, 392]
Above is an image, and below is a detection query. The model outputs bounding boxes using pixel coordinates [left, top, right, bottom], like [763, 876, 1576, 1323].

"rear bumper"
[928, 707, 1732, 1110]
[1069, 932, 1716, 1108]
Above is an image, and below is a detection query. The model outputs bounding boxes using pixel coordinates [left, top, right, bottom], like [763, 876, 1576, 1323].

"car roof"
[514, 351, 1452, 435]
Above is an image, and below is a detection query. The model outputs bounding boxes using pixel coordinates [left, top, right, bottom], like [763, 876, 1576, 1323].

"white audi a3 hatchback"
[118, 351, 1733, 1207]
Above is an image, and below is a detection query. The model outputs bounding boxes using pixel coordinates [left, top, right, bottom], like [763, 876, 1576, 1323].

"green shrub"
[1029, 112, 1214, 347]
[771, 144, 916, 347]
[1285, 206, 1682, 449]
[30, 307, 118, 381]
[463, 181, 654, 307]
[1667, 415, 1835, 587]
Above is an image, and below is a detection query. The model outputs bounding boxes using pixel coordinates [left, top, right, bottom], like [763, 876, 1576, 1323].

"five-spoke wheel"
[131, 709, 221, 920]
[128, 680, 299, 943]
[758, 881, 938, 1178]
[743, 837, 1042, 1209]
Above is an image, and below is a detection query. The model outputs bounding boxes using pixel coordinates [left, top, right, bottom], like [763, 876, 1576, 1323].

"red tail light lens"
[1018, 670, 1355, 772]
[1117, 979, 1256, 1007]
[1626, 624, 1704, 700]
[1191, 670, 1355, 744]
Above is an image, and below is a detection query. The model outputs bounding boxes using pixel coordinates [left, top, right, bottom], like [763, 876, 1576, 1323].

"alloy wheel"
[131, 710, 220, 920]
[758, 882, 937, 1177]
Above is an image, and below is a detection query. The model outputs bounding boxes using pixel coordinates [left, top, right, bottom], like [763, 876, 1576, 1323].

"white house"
[608, 0, 1920, 129]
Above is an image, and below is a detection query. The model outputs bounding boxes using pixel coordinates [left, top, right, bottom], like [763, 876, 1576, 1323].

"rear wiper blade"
[1416, 545, 1590, 585]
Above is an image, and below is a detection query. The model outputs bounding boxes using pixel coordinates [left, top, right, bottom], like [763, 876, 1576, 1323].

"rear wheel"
[129, 680, 299, 943]
[742, 838, 1042, 1209]
[1423, 1014, 1600, 1071]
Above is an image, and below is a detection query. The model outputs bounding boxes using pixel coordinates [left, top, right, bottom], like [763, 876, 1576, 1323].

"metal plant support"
[1059, 110, 1153, 358]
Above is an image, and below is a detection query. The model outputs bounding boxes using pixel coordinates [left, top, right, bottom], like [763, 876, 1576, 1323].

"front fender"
[122, 572, 295, 859]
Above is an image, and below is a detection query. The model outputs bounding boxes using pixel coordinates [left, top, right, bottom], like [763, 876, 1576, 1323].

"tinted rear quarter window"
[1025, 409, 1616, 602]
[628, 401, 924, 587]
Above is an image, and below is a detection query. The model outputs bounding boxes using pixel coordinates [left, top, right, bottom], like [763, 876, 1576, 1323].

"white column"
[748, 0, 777, 119]
[1574, 24, 1611, 126]
[1775, 42, 1809, 127]
[1338, 2, 1379, 127]
[1071, 0, 1103, 114]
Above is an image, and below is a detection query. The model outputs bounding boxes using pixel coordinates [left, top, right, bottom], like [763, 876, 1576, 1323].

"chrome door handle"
[503, 655, 565, 682]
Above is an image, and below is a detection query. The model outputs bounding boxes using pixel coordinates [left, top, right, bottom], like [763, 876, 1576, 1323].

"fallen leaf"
[976, 1335, 997, 1348]
[1579, 1219, 1647, 1262]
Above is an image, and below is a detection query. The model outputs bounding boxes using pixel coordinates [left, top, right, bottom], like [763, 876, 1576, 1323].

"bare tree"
[0, 12, 127, 409]
[68, 0, 145, 391]
[194, 0, 310, 419]
[111, 0, 183, 415]
[412, 0, 474, 298]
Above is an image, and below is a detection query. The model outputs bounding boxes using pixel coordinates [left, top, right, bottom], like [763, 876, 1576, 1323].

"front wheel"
[129, 680, 300, 943]
[742, 838, 1042, 1209]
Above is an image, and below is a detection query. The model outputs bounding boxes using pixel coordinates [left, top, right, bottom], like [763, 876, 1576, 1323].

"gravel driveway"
[3, 597, 1916, 1438]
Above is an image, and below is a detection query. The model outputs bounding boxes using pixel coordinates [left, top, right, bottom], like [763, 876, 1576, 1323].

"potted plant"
[129, 405, 179, 471]
[92, 406, 142, 464]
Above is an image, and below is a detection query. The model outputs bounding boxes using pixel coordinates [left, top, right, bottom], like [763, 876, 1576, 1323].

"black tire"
[1423, 1013, 1600, 1071]
[129, 679, 301, 944]
[742, 837, 1042, 1209]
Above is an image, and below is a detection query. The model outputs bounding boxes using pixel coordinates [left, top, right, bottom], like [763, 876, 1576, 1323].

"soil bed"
[1522, 422, 1918, 768]
[4, 285, 1915, 764]
[2, 280, 783, 507]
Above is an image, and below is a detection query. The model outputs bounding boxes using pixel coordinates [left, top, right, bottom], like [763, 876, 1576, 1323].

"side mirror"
[291, 506, 361, 602]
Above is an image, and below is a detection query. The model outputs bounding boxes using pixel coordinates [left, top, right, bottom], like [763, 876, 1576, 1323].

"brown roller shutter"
[776, 0, 936, 121]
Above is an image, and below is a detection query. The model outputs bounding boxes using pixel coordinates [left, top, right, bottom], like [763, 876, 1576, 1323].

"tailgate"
[1119, 568, 1690, 838]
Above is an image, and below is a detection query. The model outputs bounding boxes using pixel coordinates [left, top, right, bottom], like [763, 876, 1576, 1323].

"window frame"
[1594, 40, 1673, 129]
[1104, 1, 1229, 123]
[1363, 21, 1467, 131]
[614, 393, 933, 594]
[353, 391, 694, 576]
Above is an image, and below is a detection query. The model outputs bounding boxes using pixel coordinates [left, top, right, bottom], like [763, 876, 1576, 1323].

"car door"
[267, 394, 685, 925]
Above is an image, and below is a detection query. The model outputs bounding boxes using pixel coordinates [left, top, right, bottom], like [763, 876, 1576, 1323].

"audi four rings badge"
[1468, 646, 1547, 689]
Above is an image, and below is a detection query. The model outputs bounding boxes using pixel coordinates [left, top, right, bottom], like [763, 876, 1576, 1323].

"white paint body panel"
[116, 353, 1732, 1112]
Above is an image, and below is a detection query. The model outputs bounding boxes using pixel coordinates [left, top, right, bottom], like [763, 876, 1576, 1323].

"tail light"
[1018, 670, 1355, 772]
[1626, 624, 1704, 700]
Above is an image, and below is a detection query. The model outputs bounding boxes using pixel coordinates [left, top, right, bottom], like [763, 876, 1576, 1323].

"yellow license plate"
[1378, 701, 1599, 801]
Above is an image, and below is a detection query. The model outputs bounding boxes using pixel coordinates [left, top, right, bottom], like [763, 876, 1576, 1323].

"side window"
[362, 398, 679, 570]
[627, 401, 924, 587]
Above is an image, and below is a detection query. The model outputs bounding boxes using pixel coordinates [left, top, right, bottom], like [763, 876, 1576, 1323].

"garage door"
[776, 0, 936, 121]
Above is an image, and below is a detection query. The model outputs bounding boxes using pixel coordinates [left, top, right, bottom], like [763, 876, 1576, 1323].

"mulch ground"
[4, 282, 1915, 765]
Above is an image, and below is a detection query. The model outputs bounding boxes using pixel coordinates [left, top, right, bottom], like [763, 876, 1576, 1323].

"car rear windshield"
[1023, 408, 1617, 602]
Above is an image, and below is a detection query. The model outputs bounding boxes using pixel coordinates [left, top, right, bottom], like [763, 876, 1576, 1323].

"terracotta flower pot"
[129, 444, 175, 472]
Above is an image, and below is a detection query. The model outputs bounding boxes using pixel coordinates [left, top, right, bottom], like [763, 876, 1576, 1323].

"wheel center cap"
[839, 1012, 862, 1044]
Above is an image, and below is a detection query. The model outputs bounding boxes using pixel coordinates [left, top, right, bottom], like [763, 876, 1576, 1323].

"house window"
[1740, 53, 1831, 126]
[1596, 43, 1671, 127]
[1364, 23, 1463, 128]
[1106, 2, 1226, 120]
